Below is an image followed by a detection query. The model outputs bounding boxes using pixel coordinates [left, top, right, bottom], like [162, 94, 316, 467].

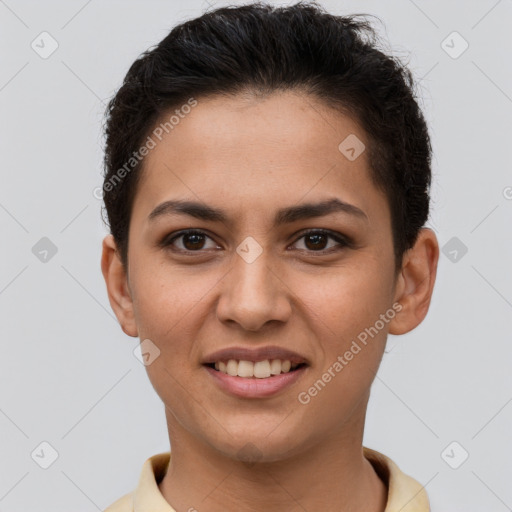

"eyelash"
[160, 229, 353, 255]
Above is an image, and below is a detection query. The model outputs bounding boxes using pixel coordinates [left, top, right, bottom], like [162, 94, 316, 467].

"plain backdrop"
[1, 1, 511, 511]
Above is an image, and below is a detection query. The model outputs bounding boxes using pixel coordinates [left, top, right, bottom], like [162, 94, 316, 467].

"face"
[111, 91, 406, 462]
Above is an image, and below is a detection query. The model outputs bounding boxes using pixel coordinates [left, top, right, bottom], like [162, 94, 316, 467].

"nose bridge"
[216, 239, 290, 330]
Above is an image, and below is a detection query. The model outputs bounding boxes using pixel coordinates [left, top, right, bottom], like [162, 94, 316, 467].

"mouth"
[204, 360, 308, 379]
[203, 359, 308, 398]
[201, 346, 310, 397]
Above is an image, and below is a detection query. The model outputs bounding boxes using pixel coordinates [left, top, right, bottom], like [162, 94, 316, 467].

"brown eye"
[303, 232, 329, 250]
[291, 230, 350, 253]
[161, 229, 351, 255]
[163, 230, 219, 252]
[182, 233, 205, 250]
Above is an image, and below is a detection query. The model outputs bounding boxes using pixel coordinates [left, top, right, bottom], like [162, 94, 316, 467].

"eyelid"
[160, 228, 353, 254]
[290, 228, 353, 251]
[160, 229, 220, 251]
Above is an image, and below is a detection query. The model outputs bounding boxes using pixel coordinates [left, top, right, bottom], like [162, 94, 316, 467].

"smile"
[206, 359, 306, 378]
[203, 361, 308, 398]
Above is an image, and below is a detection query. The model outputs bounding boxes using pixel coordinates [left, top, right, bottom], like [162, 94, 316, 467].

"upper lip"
[202, 345, 309, 365]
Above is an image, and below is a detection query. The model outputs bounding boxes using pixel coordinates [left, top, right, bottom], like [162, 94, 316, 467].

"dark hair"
[102, 1, 432, 272]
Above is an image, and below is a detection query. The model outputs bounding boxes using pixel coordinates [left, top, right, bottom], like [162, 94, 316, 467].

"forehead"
[131, 91, 389, 227]
[144, 90, 363, 168]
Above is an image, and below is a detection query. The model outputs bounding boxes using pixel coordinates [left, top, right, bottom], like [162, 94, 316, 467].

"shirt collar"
[363, 447, 430, 511]
[131, 447, 430, 512]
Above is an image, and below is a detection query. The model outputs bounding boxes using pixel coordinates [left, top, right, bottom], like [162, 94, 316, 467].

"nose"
[215, 248, 292, 332]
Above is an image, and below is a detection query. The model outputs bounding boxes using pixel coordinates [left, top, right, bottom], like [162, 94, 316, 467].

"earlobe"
[389, 228, 439, 335]
[100, 235, 139, 337]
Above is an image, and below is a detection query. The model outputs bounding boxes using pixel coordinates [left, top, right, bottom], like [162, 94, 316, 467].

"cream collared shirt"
[104, 447, 430, 511]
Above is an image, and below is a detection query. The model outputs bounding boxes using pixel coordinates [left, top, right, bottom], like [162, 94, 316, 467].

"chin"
[208, 427, 307, 465]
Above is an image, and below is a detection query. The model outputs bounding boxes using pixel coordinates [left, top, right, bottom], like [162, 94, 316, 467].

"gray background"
[1, 0, 511, 510]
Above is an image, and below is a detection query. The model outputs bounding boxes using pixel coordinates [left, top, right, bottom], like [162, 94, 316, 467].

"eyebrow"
[148, 198, 368, 226]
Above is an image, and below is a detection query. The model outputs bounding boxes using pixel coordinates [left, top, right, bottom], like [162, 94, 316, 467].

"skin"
[101, 90, 439, 512]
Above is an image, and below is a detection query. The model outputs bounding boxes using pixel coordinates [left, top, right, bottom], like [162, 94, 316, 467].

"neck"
[158, 421, 387, 512]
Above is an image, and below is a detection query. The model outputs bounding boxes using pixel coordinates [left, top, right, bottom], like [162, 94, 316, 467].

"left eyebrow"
[148, 198, 368, 226]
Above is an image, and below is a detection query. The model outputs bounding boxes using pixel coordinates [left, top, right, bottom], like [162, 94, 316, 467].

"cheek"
[295, 278, 390, 428]
[294, 262, 393, 408]
[128, 260, 217, 395]
[129, 257, 212, 340]
[299, 261, 394, 340]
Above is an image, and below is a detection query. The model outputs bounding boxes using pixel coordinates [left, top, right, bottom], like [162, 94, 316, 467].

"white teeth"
[237, 360, 254, 378]
[270, 359, 282, 375]
[226, 359, 238, 376]
[253, 360, 271, 378]
[214, 359, 300, 378]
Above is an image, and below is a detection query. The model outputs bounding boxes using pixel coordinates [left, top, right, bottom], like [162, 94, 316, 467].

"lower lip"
[204, 365, 307, 398]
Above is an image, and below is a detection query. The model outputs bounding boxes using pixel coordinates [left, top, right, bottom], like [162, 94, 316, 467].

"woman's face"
[123, 91, 401, 461]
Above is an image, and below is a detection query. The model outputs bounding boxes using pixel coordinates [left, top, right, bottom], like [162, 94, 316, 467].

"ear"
[389, 228, 439, 335]
[101, 235, 138, 337]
